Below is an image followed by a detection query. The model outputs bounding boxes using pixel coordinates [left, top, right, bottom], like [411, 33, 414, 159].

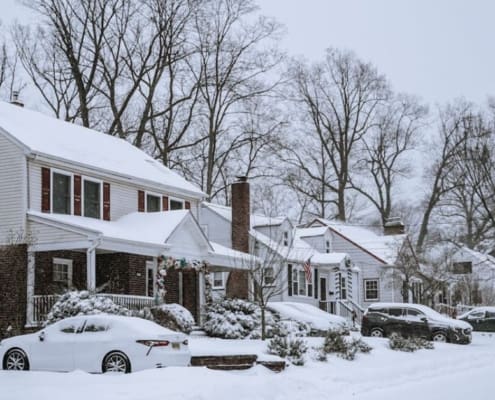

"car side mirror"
[39, 331, 45, 342]
[421, 317, 428, 323]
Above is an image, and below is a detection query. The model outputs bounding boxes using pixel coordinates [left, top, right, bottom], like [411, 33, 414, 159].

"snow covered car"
[0, 315, 190, 373]
[361, 303, 473, 344]
[458, 307, 495, 332]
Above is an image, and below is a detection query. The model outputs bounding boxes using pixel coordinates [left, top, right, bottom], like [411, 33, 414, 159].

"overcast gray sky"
[259, 0, 495, 105]
[2, 0, 494, 105]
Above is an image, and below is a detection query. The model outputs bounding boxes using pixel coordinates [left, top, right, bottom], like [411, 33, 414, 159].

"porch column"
[86, 242, 98, 292]
[25, 249, 35, 327]
[197, 271, 205, 325]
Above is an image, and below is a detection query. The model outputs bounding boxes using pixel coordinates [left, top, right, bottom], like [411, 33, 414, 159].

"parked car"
[361, 303, 472, 344]
[0, 315, 191, 373]
[458, 307, 495, 332]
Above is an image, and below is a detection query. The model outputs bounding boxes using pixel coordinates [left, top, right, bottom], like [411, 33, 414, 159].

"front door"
[319, 277, 327, 311]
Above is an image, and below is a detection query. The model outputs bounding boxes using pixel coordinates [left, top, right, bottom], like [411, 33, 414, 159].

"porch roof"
[27, 210, 253, 268]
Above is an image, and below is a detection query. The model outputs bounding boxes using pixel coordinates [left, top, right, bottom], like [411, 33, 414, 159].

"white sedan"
[0, 315, 191, 373]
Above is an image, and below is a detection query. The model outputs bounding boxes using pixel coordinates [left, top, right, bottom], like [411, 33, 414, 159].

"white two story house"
[0, 101, 249, 333]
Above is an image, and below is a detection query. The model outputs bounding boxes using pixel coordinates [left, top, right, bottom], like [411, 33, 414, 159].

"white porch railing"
[32, 294, 156, 326]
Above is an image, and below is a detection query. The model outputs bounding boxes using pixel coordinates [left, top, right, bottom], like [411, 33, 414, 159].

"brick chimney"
[383, 217, 405, 235]
[226, 176, 250, 299]
[10, 91, 24, 107]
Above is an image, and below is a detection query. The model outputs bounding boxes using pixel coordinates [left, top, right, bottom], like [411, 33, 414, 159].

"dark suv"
[361, 303, 472, 344]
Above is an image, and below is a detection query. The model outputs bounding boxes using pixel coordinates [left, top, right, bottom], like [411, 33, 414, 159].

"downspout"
[86, 236, 101, 293]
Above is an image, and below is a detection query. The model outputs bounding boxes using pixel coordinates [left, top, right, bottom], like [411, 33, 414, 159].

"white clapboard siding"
[0, 134, 27, 244]
[198, 206, 231, 247]
[27, 220, 88, 243]
[330, 232, 395, 306]
[28, 160, 198, 221]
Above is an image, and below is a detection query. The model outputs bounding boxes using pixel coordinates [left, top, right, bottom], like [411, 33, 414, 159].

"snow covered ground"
[1, 332, 494, 400]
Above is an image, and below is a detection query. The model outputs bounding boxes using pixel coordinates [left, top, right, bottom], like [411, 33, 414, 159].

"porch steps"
[191, 354, 285, 372]
[189, 326, 207, 337]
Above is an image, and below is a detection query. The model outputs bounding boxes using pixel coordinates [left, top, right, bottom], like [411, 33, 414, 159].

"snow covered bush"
[267, 336, 308, 366]
[150, 303, 195, 334]
[202, 298, 283, 339]
[45, 291, 131, 325]
[388, 334, 434, 352]
[317, 329, 373, 361]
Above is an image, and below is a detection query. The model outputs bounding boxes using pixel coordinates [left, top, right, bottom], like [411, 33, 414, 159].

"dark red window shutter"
[41, 167, 51, 213]
[185, 201, 191, 210]
[103, 182, 111, 221]
[74, 175, 81, 216]
[162, 196, 169, 211]
[138, 190, 145, 212]
[314, 268, 319, 299]
[287, 264, 292, 296]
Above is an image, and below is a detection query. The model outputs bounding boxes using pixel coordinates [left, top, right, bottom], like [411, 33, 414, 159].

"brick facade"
[96, 253, 149, 296]
[0, 244, 27, 336]
[35, 250, 87, 295]
[182, 270, 199, 321]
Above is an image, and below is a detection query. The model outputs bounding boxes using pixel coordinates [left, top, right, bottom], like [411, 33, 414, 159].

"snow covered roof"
[0, 102, 204, 198]
[453, 247, 495, 270]
[28, 209, 190, 247]
[295, 226, 329, 238]
[312, 218, 406, 264]
[202, 202, 287, 228]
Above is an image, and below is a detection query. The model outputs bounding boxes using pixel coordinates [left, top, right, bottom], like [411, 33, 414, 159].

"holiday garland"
[155, 255, 212, 304]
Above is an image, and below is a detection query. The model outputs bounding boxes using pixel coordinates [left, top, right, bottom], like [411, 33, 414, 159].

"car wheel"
[102, 351, 131, 373]
[3, 348, 29, 371]
[432, 332, 447, 342]
[370, 328, 384, 337]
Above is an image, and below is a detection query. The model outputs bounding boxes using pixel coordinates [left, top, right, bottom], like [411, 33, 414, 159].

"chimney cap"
[10, 91, 24, 107]
[235, 176, 248, 183]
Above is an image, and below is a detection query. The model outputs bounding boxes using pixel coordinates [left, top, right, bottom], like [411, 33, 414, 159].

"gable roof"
[202, 202, 288, 228]
[309, 218, 406, 265]
[0, 102, 203, 198]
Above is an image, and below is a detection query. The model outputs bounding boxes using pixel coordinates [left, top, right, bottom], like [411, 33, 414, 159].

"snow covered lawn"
[2, 333, 495, 400]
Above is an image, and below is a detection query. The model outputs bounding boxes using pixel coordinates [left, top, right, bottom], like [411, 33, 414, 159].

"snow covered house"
[0, 101, 250, 333]
[448, 246, 495, 306]
[200, 194, 359, 320]
[303, 218, 417, 311]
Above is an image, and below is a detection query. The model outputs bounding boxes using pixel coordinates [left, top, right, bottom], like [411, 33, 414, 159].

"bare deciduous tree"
[290, 48, 390, 221]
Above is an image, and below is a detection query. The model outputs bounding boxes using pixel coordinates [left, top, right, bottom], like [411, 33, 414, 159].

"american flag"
[303, 257, 312, 282]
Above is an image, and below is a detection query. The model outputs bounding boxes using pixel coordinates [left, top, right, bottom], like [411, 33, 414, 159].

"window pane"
[84, 180, 101, 219]
[170, 199, 184, 210]
[147, 268, 154, 297]
[53, 173, 71, 214]
[213, 272, 223, 287]
[147, 194, 161, 212]
[298, 271, 306, 295]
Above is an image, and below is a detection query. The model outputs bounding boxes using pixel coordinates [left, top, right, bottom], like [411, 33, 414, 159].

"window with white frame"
[325, 240, 330, 253]
[212, 272, 225, 289]
[83, 179, 101, 219]
[146, 261, 155, 298]
[264, 266, 275, 286]
[146, 193, 161, 212]
[364, 279, 379, 301]
[169, 198, 184, 210]
[52, 172, 72, 214]
[340, 275, 347, 300]
[291, 267, 313, 297]
[53, 258, 73, 288]
[283, 231, 289, 246]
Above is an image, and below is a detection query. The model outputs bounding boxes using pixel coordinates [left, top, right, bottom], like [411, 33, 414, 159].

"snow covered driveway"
[1, 333, 494, 400]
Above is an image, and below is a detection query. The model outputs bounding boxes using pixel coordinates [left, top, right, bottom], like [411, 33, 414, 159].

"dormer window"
[283, 231, 289, 246]
[325, 240, 330, 253]
[52, 172, 72, 214]
[83, 179, 101, 219]
[146, 193, 161, 212]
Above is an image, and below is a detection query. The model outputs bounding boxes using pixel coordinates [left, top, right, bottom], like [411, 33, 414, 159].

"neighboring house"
[448, 246, 495, 306]
[0, 101, 248, 333]
[303, 217, 417, 310]
[200, 200, 357, 319]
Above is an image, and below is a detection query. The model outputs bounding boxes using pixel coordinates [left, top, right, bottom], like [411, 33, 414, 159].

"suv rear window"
[369, 307, 387, 314]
